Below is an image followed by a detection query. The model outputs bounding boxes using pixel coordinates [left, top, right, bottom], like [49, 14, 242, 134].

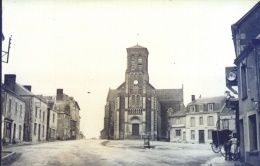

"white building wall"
[185, 113, 218, 144]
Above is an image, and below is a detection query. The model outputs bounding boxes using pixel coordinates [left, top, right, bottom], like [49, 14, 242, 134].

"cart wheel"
[211, 143, 221, 153]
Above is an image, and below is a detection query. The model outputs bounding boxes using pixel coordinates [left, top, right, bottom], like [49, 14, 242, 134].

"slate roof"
[171, 109, 186, 117]
[232, 1, 260, 27]
[187, 96, 226, 106]
[107, 88, 118, 102]
[155, 89, 183, 102]
[15, 83, 34, 96]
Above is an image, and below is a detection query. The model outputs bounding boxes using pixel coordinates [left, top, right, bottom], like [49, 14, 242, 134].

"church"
[100, 45, 184, 140]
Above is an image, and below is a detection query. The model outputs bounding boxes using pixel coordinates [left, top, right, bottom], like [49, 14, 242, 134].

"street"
[3, 139, 221, 166]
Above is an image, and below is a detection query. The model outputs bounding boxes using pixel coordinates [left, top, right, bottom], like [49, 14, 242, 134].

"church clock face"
[133, 80, 138, 85]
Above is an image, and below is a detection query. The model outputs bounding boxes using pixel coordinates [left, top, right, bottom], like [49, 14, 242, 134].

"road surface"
[3, 139, 220, 166]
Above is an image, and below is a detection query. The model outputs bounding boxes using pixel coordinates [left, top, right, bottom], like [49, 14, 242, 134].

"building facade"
[4, 74, 48, 142]
[100, 45, 184, 140]
[185, 96, 235, 144]
[1, 84, 25, 144]
[54, 89, 81, 140]
[44, 96, 58, 141]
[229, 2, 260, 165]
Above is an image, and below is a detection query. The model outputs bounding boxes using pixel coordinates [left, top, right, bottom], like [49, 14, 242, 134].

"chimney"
[4, 74, 16, 92]
[23, 85, 32, 92]
[56, 89, 63, 100]
[191, 95, 195, 102]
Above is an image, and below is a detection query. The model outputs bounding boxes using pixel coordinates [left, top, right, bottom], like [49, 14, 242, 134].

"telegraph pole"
[1, 0, 3, 160]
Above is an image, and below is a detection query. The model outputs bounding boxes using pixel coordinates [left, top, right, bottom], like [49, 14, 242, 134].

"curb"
[2, 151, 22, 166]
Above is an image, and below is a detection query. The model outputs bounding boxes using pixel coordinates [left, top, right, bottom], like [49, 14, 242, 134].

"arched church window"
[131, 95, 136, 107]
[131, 55, 136, 70]
[136, 95, 140, 107]
[138, 56, 142, 64]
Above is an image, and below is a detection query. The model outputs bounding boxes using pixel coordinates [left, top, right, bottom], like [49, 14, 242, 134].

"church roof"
[155, 89, 183, 102]
[127, 44, 147, 49]
[170, 109, 186, 117]
[107, 89, 118, 102]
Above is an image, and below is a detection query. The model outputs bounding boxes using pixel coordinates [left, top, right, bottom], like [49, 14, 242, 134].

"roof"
[155, 89, 183, 102]
[232, 1, 260, 27]
[127, 44, 147, 49]
[187, 96, 226, 106]
[219, 107, 235, 116]
[126, 44, 149, 54]
[107, 88, 118, 102]
[171, 109, 186, 117]
[15, 83, 34, 96]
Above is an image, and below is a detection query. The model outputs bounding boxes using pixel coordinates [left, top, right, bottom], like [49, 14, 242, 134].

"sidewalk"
[202, 156, 251, 166]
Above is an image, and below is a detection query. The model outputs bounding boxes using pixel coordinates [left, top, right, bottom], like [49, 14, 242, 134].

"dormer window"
[190, 105, 196, 112]
[199, 105, 204, 112]
[208, 104, 214, 111]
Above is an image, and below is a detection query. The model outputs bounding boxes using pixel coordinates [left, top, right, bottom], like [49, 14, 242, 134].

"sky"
[2, 0, 259, 139]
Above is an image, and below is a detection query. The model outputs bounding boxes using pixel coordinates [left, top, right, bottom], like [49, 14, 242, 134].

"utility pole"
[1, 0, 3, 160]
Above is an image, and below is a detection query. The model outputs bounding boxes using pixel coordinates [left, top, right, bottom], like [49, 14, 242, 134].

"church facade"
[100, 45, 184, 140]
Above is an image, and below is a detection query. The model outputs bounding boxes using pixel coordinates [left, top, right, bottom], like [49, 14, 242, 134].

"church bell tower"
[124, 45, 149, 138]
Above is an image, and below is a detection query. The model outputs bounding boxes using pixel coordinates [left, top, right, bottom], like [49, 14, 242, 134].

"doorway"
[199, 130, 205, 143]
[38, 124, 41, 141]
[132, 124, 139, 136]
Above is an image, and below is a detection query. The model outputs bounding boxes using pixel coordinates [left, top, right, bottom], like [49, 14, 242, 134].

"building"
[100, 45, 184, 140]
[185, 95, 235, 144]
[42, 96, 58, 141]
[228, 2, 260, 165]
[4, 74, 48, 142]
[54, 89, 81, 140]
[1, 83, 25, 144]
[168, 109, 186, 143]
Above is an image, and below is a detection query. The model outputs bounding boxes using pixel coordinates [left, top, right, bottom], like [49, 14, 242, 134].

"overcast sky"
[2, 0, 259, 138]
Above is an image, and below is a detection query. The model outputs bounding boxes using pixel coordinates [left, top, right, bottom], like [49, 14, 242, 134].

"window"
[19, 125, 22, 140]
[241, 64, 248, 100]
[20, 105, 22, 117]
[53, 114, 55, 123]
[191, 130, 195, 140]
[249, 114, 258, 151]
[43, 111, 45, 122]
[138, 56, 142, 64]
[15, 102, 18, 115]
[222, 119, 229, 129]
[207, 116, 214, 126]
[34, 123, 37, 135]
[8, 99, 12, 113]
[131, 95, 135, 107]
[176, 118, 180, 125]
[42, 125, 44, 137]
[208, 104, 213, 111]
[136, 95, 140, 107]
[131, 55, 136, 70]
[35, 107, 38, 118]
[39, 110, 41, 119]
[199, 105, 204, 112]
[190, 105, 195, 112]
[208, 130, 213, 139]
[176, 130, 181, 136]
[138, 64, 142, 70]
[190, 117, 195, 127]
[199, 117, 203, 125]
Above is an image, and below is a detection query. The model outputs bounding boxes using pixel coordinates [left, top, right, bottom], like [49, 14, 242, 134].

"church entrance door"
[132, 124, 139, 136]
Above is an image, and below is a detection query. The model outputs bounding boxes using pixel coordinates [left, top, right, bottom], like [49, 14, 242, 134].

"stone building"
[4, 74, 48, 142]
[228, 2, 260, 165]
[184, 95, 235, 144]
[54, 89, 80, 140]
[42, 96, 58, 141]
[1, 83, 25, 144]
[100, 45, 184, 140]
